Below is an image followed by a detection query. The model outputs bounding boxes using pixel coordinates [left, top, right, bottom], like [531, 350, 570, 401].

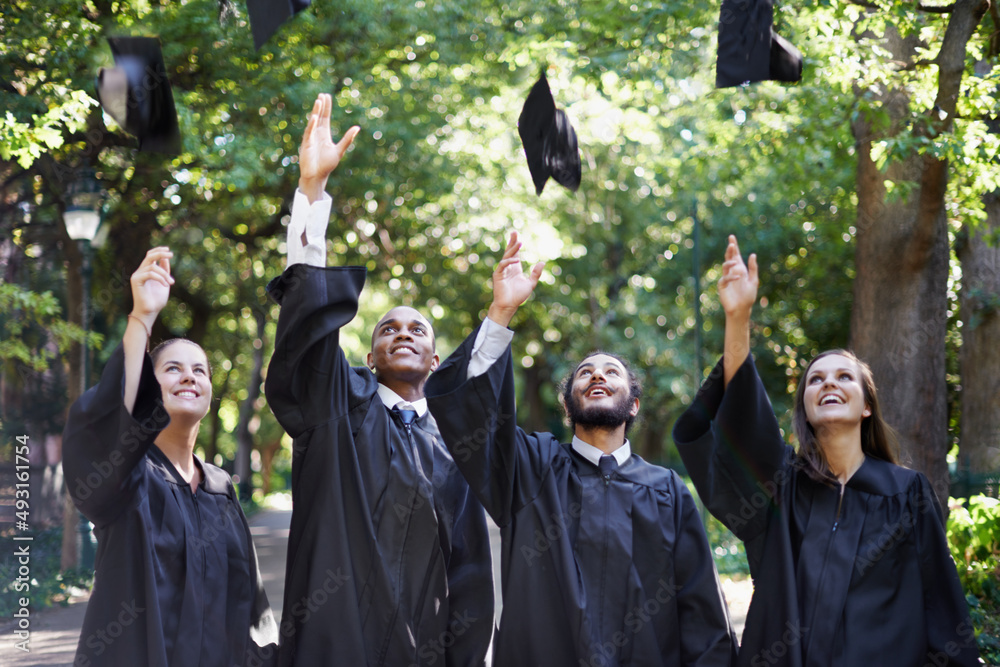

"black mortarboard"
[517, 73, 582, 196]
[96, 37, 181, 155]
[716, 0, 802, 88]
[246, 0, 312, 50]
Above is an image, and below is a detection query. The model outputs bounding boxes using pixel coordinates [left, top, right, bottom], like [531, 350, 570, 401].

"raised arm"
[124, 247, 172, 412]
[63, 248, 175, 525]
[673, 236, 786, 561]
[286, 93, 361, 267]
[718, 234, 758, 388]
[466, 231, 545, 378]
[486, 231, 545, 328]
[427, 232, 550, 524]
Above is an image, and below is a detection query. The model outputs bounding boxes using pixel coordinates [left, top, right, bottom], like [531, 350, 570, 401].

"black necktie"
[393, 405, 417, 425]
[599, 454, 617, 478]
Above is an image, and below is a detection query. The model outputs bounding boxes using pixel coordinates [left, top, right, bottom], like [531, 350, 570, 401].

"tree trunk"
[957, 203, 1000, 473]
[520, 361, 552, 435]
[234, 308, 266, 499]
[260, 438, 282, 496]
[205, 363, 233, 466]
[60, 236, 83, 571]
[639, 422, 667, 464]
[849, 2, 988, 512]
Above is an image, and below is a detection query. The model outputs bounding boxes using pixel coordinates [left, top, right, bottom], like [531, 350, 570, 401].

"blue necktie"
[393, 405, 417, 425]
[599, 454, 617, 479]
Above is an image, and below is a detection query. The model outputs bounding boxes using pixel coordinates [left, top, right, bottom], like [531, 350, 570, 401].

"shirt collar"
[571, 435, 631, 467]
[376, 383, 428, 417]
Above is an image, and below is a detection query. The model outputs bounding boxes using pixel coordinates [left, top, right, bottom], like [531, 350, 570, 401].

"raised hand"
[130, 247, 174, 329]
[298, 93, 361, 202]
[487, 231, 545, 328]
[718, 235, 758, 319]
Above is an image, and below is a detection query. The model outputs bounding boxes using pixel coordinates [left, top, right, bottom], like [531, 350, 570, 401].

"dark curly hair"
[560, 351, 643, 435]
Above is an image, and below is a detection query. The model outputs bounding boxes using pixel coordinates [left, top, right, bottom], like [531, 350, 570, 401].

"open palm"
[718, 235, 759, 316]
[492, 232, 545, 312]
[299, 94, 360, 182]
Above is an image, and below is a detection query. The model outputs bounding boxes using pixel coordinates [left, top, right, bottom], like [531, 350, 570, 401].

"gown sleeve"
[265, 263, 371, 437]
[238, 483, 281, 663]
[672, 355, 791, 554]
[912, 474, 980, 666]
[440, 479, 495, 667]
[425, 324, 562, 528]
[670, 473, 740, 667]
[62, 344, 168, 527]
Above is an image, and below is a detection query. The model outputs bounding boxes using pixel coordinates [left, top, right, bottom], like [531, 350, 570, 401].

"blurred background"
[1, 0, 998, 660]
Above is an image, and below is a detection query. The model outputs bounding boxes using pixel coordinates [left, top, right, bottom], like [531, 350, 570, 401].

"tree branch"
[912, 0, 990, 266]
[918, 3, 956, 14]
[847, 0, 955, 13]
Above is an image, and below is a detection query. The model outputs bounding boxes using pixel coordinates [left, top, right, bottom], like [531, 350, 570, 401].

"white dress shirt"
[571, 435, 632, 467]
[286, 188, 332, 267]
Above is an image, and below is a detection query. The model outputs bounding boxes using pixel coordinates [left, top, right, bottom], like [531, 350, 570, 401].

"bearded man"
[424, 233, 737, 667]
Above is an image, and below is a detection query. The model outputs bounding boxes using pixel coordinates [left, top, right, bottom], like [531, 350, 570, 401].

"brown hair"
[150, 338, 213, 378]
[792, 349, 899, 484]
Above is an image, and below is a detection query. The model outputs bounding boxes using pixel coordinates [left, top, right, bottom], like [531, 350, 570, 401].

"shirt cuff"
[467, 317, 514, 379]
[287, 189, 332, 267]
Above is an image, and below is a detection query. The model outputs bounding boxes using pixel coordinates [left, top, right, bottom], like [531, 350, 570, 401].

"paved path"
[1, 509, 749, 665]
[0, 509, 293, 667]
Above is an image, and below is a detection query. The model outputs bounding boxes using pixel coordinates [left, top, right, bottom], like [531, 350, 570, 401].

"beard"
[565, 388, 634, 430]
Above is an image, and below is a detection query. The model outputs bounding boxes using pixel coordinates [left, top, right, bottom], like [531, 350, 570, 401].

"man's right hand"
[298, 93, 361, 203]
[487, 231, 545, 328]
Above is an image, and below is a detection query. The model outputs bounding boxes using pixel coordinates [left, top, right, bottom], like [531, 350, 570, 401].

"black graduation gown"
[424, 326, 737, 667]
[62, 345, 277, 667]
[264, 264, 494, 667]
[672, 356, 980, 667]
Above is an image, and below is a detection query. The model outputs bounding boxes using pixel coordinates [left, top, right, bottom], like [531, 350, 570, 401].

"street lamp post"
[64, 169, 103, 572]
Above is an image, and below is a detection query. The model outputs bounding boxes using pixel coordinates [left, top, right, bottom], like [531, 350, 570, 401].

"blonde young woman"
[64, 248, 277, 666]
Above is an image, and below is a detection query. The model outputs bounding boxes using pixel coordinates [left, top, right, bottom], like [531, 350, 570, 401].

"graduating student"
[672, 236, 979, 667]
[63, 247, 277, 667]
[264, 94, 493, 667]
[424, 234, 737, 667]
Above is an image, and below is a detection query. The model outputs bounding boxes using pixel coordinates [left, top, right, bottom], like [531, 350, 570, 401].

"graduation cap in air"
[95, 37, 181, 155]
[517, 73, 582, 196]
[246, 0, 312, 50]
[715, 0, 802, 88]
